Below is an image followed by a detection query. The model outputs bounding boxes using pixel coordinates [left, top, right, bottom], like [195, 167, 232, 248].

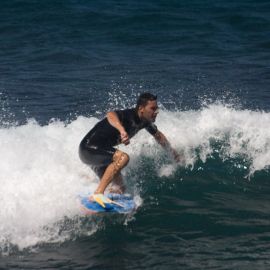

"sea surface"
[1, 0, 270, 269]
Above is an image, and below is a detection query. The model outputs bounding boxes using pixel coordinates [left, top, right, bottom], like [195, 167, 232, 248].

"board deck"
[79, 193, 136, 214]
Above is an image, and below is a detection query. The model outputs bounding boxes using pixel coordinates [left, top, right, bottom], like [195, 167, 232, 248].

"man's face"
[140, 100, 159, 122]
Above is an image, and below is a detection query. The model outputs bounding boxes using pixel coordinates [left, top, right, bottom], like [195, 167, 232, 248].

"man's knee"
[113, 151, 129, 170]
[120, 152, 130, 166]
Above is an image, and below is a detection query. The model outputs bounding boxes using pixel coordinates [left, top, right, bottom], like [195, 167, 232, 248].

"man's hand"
[154, 130, 184, 166]
[120, 129, 130, 145]
[172, 149, 180, 162]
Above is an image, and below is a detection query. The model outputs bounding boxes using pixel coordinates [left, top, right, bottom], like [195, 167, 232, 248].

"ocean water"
[1, 0, 270, 269]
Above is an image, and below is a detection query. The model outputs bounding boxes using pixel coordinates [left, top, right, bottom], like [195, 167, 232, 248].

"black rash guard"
[79, 108, 158, 178]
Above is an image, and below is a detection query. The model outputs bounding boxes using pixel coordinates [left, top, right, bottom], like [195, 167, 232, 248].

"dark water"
[1, 0, 270, 269]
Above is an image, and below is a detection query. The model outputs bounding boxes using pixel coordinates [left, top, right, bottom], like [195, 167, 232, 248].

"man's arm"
[153, 130, 181, 163]
[106, 111, 130, 145]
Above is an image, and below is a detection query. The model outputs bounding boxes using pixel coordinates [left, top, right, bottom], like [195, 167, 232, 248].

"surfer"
[79, 93, 181, 204]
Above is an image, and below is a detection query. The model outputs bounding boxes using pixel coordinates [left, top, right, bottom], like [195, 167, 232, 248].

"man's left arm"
[153, 130, 181, 163]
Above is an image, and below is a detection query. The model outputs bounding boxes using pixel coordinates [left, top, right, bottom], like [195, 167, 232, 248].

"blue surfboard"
[79, 193, 136, 214]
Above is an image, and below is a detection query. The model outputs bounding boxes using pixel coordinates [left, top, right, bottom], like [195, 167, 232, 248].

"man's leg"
[94, 150, 129, 194]
[108, 173, 126, 194]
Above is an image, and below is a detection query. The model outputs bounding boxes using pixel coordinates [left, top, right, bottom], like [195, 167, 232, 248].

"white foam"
[154, 104, 270, 175]
[0, 104, 269, 252]
[158, 164, 177, 177]
[0, 116, 99, 252]
[119, 103, 270, 175]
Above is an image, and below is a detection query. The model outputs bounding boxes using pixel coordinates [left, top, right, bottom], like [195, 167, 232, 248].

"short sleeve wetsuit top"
[79, 108, 158, 178]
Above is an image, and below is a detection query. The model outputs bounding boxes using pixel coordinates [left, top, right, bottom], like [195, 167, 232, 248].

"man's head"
[136, 93, 159, 122]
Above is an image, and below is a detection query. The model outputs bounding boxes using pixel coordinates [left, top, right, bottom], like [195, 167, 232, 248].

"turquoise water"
[1, 1, 270, 269]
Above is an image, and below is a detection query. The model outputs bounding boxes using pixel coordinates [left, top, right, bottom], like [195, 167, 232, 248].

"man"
[79, 93, 180, 205]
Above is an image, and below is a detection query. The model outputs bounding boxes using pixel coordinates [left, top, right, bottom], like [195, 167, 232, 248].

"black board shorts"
[79, 141, 116, 178]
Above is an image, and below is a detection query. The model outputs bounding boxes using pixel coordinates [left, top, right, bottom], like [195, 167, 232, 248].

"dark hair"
[136, 93, 157, 110]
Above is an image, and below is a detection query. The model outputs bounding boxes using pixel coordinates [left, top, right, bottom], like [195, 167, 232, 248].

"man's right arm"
[106, 112, 130, 145]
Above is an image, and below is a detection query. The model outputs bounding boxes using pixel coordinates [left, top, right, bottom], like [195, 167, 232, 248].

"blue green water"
[1, 1, 270, 269]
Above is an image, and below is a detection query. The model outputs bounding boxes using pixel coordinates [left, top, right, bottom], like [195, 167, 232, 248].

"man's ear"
[138, 105, 144, 113]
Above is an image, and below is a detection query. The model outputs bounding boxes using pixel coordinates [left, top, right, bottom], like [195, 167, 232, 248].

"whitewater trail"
[0, 104, 269, 252]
